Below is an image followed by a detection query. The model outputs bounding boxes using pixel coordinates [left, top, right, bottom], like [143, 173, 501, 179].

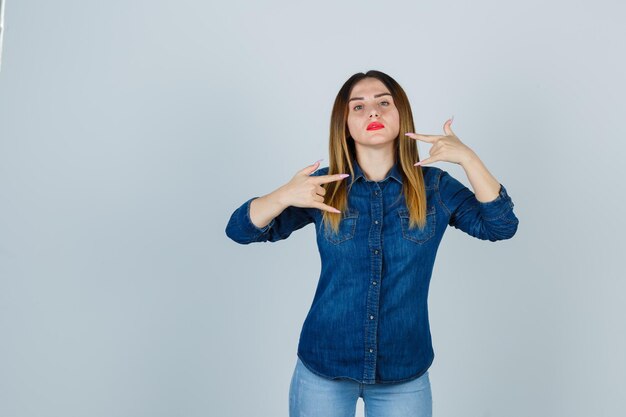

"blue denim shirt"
[225, 158, 519, 384]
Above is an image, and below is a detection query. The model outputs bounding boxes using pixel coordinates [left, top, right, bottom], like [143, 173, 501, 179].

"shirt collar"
[351, 156, 403, 184]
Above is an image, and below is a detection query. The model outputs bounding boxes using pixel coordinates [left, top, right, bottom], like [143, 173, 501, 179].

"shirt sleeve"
[225, 196, 315, 244]
[437, 169, 519, 241]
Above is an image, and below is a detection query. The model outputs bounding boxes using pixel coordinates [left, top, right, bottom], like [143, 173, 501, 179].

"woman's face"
[346, 77, 400, 149]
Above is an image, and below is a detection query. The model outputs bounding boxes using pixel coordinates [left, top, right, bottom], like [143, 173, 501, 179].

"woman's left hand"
[405, 117, 476, 166]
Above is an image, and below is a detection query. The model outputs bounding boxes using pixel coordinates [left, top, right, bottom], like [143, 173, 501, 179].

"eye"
[352, 100, 391, 111]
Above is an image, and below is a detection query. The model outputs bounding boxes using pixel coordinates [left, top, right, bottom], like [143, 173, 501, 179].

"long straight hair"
[322, 70, 428, 233]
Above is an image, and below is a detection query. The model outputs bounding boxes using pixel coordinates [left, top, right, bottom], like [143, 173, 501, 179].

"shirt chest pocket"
[397, 205, 436, 244]
[323, 209, 359, 245]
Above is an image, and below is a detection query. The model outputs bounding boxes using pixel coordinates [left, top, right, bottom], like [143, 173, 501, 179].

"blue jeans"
[289, 357, 433, 417]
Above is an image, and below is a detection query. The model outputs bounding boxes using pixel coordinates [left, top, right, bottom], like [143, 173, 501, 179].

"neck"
[355, 147, 395, 182]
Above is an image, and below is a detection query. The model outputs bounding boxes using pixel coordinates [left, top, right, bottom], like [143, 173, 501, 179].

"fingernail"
[404, 133, 413, 136]
[333, 208, 341, 213]
[414, 162, 422, 166]
[339, 174, 350, 178]
[450, 115, 454, 123]
[314, 158, 324, 164]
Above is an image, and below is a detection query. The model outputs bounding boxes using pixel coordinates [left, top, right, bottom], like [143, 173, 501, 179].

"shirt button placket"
[363, 183, 383, 384]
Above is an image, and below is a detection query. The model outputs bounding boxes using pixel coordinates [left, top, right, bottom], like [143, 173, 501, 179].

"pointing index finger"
[314, 173, 350, 184]
[404, 132, 440, 143]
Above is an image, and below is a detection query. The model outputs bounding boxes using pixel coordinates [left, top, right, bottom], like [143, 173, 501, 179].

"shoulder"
[420, 166, 444, 189]
[428, 166, 469, 197]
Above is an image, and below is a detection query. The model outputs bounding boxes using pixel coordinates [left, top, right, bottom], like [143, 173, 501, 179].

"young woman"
[225, 70, 519, 417]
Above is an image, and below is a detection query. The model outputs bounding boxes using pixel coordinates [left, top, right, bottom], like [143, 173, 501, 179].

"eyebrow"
[348, 92, 392, 102]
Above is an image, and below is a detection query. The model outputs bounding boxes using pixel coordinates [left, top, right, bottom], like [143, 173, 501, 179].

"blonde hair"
[322, 70, 429, 234]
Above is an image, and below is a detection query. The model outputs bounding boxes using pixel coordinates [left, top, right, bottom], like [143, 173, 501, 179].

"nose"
[368, 108, 379, 118]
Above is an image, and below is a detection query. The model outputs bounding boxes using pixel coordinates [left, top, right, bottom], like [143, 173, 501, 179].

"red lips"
[367, 122, 385, 130]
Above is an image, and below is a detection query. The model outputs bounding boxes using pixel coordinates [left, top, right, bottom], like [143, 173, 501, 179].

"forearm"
[249, 189, 289, 229]
[459, 152, 502, 203]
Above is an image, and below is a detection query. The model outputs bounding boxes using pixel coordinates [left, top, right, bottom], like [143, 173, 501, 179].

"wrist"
[460, 150, 479, 168]
[267, 188, 290, 210]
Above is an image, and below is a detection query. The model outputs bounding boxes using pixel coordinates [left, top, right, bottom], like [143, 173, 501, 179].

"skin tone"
[345, 77, 502, 203]
[249, 78, 503, 228]
[406, 117, 502, 203]
[249, 161, 347, 228]
[346, 78, 400, 181]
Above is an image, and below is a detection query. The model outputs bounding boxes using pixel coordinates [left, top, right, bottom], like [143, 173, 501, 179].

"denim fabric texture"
[289, 356, 432, 417]
[225, 157, 519, 384]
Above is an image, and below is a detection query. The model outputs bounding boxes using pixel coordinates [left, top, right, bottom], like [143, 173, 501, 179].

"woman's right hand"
[275, 161, 349, 213]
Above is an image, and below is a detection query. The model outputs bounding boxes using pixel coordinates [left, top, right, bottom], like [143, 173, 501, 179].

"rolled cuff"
[477, 184, 515, 221]
[240, 196, 276, 236]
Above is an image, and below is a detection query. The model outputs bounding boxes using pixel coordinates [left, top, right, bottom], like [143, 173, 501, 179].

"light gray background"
[1, 1, 624, 416]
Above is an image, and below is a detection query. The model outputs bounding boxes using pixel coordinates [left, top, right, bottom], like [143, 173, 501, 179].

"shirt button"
[369, 348, 373, 353]
[374, 220, 379, 224]
[370, 315, 374, 319]
[374, 250, 379, 254]
[372, 281, 377, 285]
[374, 191, 379, 195]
